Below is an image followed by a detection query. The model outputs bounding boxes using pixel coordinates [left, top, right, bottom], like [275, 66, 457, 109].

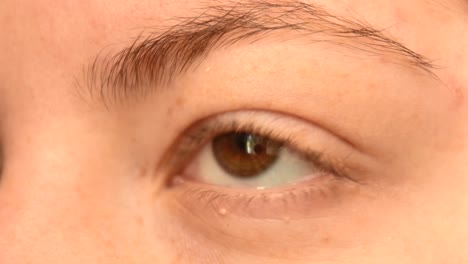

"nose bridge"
[0, 118, 104, 262]
[0, 116, 78, 191]
[0, 137, 86, 261]
[0, 177, 70, 254]
[0, 161, 121, 263]
[0, 191, 113, 264]
[0, 108, 150, 262]
[0, 182, 73, 263]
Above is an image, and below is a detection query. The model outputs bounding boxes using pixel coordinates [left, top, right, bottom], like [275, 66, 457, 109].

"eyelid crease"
[82, 0, 439, 106]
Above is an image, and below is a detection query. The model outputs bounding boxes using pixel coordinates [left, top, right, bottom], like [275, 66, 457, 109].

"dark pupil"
[212, 132, 281, 178]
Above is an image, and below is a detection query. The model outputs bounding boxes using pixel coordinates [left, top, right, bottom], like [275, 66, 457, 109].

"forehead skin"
[0, 0, 468, 263]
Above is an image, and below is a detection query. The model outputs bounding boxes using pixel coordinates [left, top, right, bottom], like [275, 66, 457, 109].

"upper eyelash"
[160, 112, 354, 186]
[161, 119, 280, 180]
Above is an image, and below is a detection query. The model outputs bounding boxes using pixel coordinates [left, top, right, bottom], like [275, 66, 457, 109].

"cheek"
[157, 184, 381, 261]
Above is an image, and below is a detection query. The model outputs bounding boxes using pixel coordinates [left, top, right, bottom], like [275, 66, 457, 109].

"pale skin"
[1, 0, 468, 263]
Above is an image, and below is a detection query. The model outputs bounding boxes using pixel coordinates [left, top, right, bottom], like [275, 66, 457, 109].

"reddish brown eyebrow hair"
[83, 0, 438, 105]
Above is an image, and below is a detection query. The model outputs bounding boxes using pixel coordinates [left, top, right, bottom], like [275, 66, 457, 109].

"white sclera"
[184, 141, 319, 189]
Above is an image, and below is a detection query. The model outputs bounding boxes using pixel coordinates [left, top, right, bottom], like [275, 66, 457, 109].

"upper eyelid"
[81, 0, 438, 107]
[182, 110, 362, 152]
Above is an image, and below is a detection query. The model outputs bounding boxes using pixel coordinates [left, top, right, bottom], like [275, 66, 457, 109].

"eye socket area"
[158, 110, 372, 222]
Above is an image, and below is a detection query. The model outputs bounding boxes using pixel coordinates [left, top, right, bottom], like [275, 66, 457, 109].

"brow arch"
[83, 0, 438, 105]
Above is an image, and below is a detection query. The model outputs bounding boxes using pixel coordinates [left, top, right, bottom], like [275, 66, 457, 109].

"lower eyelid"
[167, 173, 361, 221]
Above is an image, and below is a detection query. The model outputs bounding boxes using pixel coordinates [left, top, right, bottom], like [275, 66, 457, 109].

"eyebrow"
[84, 0, 438, 105]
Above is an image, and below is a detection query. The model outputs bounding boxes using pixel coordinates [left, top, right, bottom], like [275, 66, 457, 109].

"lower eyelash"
[168, 173, 358, 220]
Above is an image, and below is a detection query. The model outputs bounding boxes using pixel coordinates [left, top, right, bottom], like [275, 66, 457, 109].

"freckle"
[175, 96, 185, 106]
[166, 106, 174, 116]
[393, 7, 407, 24]
[320, 236, 332, 245]
[446, 75, 465, 110]
[137, 165, 149, 178]
[136, 216, 144, 227]
[453, 87, 464, 108]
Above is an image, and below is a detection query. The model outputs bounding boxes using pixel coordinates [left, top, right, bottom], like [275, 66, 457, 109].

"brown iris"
[212, 132, 282, 178]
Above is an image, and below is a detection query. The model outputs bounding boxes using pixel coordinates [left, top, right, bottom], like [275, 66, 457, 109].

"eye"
[164, 111, 355, 192]
[184, 131, 318, 189]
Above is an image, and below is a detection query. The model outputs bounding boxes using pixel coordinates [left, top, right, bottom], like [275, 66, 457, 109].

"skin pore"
[1, 0, 468, 263]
